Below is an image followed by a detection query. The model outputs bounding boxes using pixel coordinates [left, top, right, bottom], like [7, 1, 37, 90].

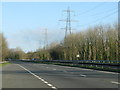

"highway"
[2, 61, 119, 89]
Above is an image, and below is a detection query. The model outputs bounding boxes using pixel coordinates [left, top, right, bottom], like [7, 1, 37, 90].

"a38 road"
[2, 61, 119, 89]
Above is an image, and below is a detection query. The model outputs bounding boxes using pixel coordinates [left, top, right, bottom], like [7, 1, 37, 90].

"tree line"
[0, 23, 119, 61]
[26, 24, 119, 61]
[0, 33, 26, 61]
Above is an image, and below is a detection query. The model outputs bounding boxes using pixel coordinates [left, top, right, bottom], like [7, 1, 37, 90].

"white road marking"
[17, 64, 57, 89]
[41, 79, 45, 82]
[98, 71, 118, 74]
[46, 67, 49, 68]
[65, 66, 94, 71]
[63, 71, 67, 72]
[40, 64, 118, 75]
[111, 81, 120, 85]
[44, 81, 48, 84]
[66, 66, 118, 74]
[52, 86, 57, 89]
[65, 66, 88, 70]
[67, 67, 72, 68]
[77, 68, 93, 71]
[53, 69, 56, 70]
[48, 84, 53, 87]
[80, 74, 86, 77]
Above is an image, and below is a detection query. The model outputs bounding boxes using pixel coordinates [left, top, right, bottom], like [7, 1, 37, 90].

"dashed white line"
[80, 74, 86, 77]
[17, 64, 57, 89]
[63, 71, 67, 73]
[111, 81, 120, 85]
[53, 69, 56, 70]
[48, 84, 53, 87]
[41, 79, 45, 82]
[44, 81, 48, 84]
[52, 86, 57, 89]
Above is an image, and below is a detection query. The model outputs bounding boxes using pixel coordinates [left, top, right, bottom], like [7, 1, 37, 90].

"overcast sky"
[1, 2, 118, 52]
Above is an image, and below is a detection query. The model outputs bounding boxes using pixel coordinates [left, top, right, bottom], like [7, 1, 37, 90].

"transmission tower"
[44, 28, 48, 49]
[59, 7, 77, 39]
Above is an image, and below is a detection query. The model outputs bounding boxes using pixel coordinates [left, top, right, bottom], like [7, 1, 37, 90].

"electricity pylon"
[59, 7, 77, 39]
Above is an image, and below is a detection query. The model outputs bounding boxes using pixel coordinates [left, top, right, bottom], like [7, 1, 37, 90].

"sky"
[1, 2, 118, 52]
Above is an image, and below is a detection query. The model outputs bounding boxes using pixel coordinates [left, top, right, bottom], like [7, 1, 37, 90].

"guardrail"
[39, 60, 120, 64]
[12, 59, 120, 72]
[29, 60, 120, 72]
[20, 59, 120, 65]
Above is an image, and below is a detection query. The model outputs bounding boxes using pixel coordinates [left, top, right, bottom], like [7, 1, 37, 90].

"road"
[2, 61, 119, 89]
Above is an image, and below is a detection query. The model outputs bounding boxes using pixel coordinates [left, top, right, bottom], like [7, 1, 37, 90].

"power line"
[78, 10, 117, 27]
[87, 7, 117, 17]
[79, 2, 106, 16]
[93, 10, 117, 23]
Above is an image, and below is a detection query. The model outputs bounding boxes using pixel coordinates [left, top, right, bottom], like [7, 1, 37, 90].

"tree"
[0, 33, 9, 61]
[27, 23, 118, 62]
[7, 47, 26, 60]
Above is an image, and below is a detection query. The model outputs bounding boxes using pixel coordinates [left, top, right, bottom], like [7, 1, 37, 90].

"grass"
[0, 62, 11, 66]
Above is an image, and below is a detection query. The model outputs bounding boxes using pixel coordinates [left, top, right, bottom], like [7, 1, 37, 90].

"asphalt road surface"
[2, 61, 119, 89]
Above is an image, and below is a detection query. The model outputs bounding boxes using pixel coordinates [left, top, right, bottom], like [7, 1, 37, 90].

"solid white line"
[67, 66, 118, 74]
[62, 66, 118, 74]
[67, 67, 72, 68]
[111, 81, 120, 85]
[66, 66, 94, 71]
[43, 64, 118, 75]
[98, 71, 118, 74]
[17, 64, 57, 89]
[77, 68, 93, 71]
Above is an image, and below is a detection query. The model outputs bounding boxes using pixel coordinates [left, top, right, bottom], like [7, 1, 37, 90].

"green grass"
[0, 62, 11, 66]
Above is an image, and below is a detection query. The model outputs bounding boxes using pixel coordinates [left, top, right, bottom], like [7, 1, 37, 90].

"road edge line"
[17, 64, 57, 89]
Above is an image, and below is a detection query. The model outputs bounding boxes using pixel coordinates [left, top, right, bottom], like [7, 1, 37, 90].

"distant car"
[8, 58, 11, 61]
[32, 58, 35, 60]
[31, 58, 37, 60]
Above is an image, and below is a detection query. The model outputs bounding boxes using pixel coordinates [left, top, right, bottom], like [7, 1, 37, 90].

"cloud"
[6, 27, 65, 52]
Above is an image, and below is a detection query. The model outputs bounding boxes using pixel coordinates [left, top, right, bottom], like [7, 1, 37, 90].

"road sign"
[76, 54, 80, 58]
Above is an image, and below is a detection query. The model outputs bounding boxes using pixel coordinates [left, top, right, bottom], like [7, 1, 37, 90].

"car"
[32, 58, 35, 60]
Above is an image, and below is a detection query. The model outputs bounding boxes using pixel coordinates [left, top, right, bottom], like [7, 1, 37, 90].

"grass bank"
[0, 62, 11, 66]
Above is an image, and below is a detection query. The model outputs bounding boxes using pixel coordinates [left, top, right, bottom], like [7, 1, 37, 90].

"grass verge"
[0, 62, 11, 66]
